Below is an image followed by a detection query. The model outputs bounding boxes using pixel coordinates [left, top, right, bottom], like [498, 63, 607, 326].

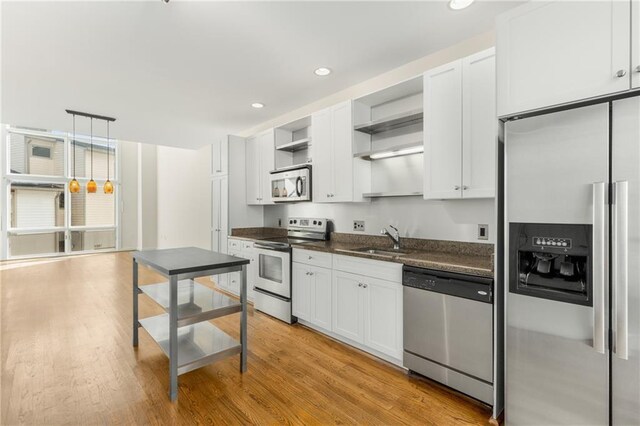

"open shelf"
[139, 280, 241, 327]
[362, 191, 423, 198]
[139, 313, 241, 376]
[353, 141, 423, 161]
[354, 109, 423, 135]
[275, 137, 311, 152]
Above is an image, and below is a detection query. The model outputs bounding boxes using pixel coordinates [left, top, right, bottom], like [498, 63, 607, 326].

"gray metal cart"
[132, 247, 249, 401]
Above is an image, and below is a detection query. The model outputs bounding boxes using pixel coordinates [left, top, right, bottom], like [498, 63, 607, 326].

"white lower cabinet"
[221, 239, 256, 302]
[292, 262, 332, 330]
[292, 248, 403, 363]
[332, 270, 403, 360]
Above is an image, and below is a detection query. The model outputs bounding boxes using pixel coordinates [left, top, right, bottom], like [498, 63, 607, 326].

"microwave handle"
[295, 177, 303, 197]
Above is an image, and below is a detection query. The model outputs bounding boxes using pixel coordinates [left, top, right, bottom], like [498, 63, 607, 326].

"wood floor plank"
[1, 252, 491, 425]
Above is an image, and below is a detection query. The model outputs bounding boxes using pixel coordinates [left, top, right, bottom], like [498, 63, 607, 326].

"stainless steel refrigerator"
[505, 97, 640, 424]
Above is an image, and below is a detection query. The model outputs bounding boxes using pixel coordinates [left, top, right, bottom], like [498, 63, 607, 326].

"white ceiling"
[1, 1, 522, 149]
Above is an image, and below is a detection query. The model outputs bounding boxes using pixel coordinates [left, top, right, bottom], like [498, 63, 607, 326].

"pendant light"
[69, 113, 81, 193]
[87, 118, 97, 193]
[104, 121, 114, 194]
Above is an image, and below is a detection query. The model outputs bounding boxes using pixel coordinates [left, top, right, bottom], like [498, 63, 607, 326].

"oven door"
[270, 167, 311, 203]
[253, 245, 291, 298]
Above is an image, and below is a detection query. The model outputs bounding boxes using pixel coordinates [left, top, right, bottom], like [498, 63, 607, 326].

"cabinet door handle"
[308, 256, 313, 260]
[305, 272, 310, 275]
[454, 185, 460, 190]
[309, 272, 314, 276]
[216, 169, 222, 173]
[616, 69, 627, 78]
[362, 283, 368, 289]
[462, 186, 468, 190]
[635, 65, 640, 73]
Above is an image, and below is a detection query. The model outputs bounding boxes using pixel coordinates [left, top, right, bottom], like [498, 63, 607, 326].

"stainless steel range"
[253, 217, 328, 323]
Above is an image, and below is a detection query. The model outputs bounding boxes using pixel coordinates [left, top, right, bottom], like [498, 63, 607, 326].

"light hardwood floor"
[1, 252, 491, 425]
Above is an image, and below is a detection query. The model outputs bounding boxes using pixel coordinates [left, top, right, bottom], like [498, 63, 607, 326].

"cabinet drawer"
[228, 238, 242, 251]
[333, 254, 402, 283]
[293, 248, 332, 269]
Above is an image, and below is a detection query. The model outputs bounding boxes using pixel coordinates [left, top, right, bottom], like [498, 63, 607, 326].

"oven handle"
[254, 286, 290, 302]
[592, 182, 606, 354]
[253, 242, 291, 252]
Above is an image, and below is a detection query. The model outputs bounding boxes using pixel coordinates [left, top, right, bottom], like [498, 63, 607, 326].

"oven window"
[259, 253, 283, 283]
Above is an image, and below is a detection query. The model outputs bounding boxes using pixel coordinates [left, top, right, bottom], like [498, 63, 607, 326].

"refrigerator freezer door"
[611, 97, 640, 424]
[505, 104, 609, 425]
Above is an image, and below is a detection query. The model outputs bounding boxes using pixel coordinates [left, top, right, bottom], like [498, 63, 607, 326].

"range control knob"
[318, 221, 322, 226]
[313, 220, 317, 225]
[289, 220, 293, 224]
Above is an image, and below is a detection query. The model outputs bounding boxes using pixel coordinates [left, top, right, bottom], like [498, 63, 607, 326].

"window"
[3, 126, 119, 259]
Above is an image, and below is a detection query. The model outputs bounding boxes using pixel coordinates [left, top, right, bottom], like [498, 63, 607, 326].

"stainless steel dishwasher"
[403, 265, 494, 405]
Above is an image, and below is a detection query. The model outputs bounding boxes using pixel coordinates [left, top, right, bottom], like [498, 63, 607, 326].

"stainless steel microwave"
[269, 165, 311, 203]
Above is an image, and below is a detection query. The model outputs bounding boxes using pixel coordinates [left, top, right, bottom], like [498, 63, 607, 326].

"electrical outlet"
[278, 218, 282, 227]
[353, 220, 365, 232]
[478, 224, 489, 240]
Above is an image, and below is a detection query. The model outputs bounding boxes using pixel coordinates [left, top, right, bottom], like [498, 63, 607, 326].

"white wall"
[119, 140, 138, 250]
[264, 197, 495, 243]
[156, 145, 210, 249]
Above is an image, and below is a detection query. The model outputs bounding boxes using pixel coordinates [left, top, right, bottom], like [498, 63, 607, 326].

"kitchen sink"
[347, 247, 408, 257]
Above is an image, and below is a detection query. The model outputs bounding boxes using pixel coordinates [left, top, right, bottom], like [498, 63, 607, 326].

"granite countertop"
[230, 228, 494, 278]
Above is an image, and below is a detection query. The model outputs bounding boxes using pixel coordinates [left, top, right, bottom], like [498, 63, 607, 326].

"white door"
[424, 60, 463, 200]
[211, 178, 221, 251]
[363, 277, 403, 360]
[633, 0, 640, 89]
[292, 262, 311, 321]
[259, 130, 275, 205]
[245, 136, 261, 205]
[497, 0, 631, 116]
[462, 48, 496, 199]
[311, 107, 333, 202]
[330, 101, 354, 203]
[310, 266, 332, 330]
[219, 175, 228, 254]
[332, 270, 364, 343]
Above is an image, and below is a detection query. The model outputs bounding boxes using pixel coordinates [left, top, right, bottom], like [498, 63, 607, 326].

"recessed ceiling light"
[314, 67, 332, 76]
[449, 0, 474, 10]
[251, 103, 264, 109]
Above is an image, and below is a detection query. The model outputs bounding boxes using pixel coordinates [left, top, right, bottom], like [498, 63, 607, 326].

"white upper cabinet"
[245, 130, 275, 205]
[497, 0, 632, 117]
[424, 60, 463, 199]
[424, 48, 496, 200]
[462, 49, 497, 199]
[211, 137, 228, 177]
[312, 101, 355, 203]
[633, 0, 640, 89]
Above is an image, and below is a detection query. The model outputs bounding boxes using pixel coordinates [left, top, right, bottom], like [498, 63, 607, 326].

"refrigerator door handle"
[613, 181, 629, 360]
[593, 182, 606, 354]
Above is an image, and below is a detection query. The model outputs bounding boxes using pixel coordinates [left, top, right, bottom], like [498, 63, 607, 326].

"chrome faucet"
[381, 225, 400, 250]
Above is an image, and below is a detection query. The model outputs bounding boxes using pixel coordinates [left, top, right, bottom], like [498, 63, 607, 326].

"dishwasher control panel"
[402, 266, 493, 303]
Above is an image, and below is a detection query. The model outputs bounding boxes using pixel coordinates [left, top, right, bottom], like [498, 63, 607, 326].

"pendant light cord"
[107, 121, 110, 181]
[90, 118, 94, 180]
[72, 114, 76, 178]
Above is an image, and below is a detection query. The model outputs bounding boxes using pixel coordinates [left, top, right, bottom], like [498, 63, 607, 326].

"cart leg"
[169, 274, 179, 401]
[240, 265, 248, 373]
[133, 259, 139, 347]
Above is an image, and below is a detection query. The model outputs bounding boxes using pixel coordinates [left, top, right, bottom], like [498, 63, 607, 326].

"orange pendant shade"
[87, 179, 97, 193]
[103, 180, 114, 194]
[69, 178, 81, 193]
